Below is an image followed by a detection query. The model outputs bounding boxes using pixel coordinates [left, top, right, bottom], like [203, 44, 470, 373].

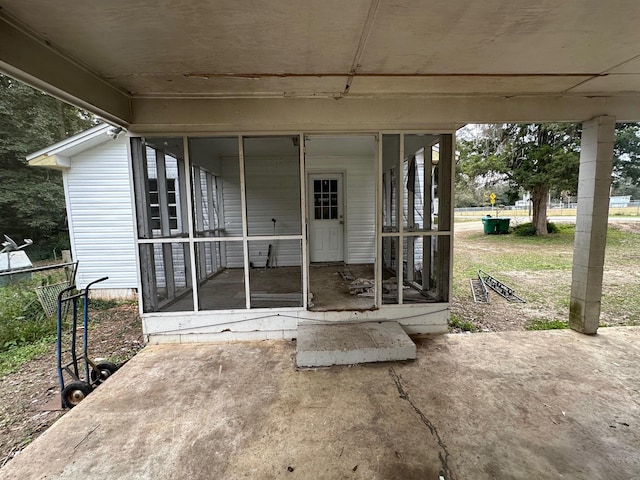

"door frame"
[306, 170, 346, 263]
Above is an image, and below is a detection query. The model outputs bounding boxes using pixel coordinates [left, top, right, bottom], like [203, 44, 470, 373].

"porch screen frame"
[131, 134, 306, 314]
[376, 132, 454, 306]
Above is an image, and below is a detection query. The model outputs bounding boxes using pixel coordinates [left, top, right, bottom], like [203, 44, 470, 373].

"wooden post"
[130, 138, 158, 311]
[156, 151, 176, 299]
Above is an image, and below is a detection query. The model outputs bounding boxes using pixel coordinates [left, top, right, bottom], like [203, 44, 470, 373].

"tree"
[458, 123, 581, 235]
[0, 74, 95, 257]
[612, 123, 640, 199]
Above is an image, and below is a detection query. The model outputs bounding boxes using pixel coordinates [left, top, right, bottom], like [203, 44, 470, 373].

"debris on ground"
[469, 272, 490, 304]
[470, 270, 525, 303]
[478, 270, 526, 303]
[348, 278, 374, 295]
[339, 269, 355, 281]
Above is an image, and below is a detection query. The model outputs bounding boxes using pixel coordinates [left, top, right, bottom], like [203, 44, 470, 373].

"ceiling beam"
[0, 13, 131, 126]
[129, 95, 640, 134]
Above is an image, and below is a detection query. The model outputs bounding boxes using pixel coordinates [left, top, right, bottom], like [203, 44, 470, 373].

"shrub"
[513, 221, 559, 236]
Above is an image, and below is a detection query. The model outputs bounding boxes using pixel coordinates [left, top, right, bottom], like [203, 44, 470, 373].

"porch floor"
[2, 327, 639, 479]
[162, 264, 377, 312]
[309, 263, 375, 311]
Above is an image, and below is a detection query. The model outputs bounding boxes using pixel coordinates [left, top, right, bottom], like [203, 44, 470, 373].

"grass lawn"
[452, 222, 640, 331]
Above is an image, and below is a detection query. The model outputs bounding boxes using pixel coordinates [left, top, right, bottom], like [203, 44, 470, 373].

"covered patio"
[1, 3, 640, 477]
[2, 1, 640, 338]
[1, 327, 639, 479]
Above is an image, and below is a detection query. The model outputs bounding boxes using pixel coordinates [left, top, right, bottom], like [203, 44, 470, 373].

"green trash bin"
[482, 216, 499, 234]
[482, 216, 511, 234]
[498, 218, 511, 233]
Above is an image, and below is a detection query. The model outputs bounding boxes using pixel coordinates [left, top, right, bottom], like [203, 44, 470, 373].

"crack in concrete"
[389, 367, 455, 480]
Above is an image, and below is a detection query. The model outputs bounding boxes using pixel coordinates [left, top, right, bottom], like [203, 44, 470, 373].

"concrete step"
[296, 321, 416, 367]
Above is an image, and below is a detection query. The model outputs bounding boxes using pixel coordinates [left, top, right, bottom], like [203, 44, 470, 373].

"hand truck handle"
[86, 276, 109, 289]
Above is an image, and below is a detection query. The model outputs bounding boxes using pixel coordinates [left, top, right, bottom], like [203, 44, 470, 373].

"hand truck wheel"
[61, 381, 92, 409]
[90, 362, 118, 385]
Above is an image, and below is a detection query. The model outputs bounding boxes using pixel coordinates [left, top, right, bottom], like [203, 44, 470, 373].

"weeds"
[0, 339, 53, 377]
[525, 319, 569, 330]
[89, 298, 121, 310]
[0, 282, 56, 352]
[449, 314, 478, 332]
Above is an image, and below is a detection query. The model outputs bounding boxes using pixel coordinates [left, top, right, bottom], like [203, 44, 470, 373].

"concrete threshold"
[296, 321, 416, 367]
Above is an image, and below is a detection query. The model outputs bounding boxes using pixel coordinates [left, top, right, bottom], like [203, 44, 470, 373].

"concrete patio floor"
[2, 327, 639, 480]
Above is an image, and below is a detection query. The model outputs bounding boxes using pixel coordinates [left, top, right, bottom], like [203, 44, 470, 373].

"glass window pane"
[243, 136, 301, 236]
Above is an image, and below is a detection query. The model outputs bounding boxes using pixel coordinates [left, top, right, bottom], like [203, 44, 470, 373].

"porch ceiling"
[1, 0, 640, 126]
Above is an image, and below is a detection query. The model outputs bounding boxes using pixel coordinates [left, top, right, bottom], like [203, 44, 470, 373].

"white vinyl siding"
[306, 155, 376, 264]
[64, 137, 138, 290]
[222, 156, 302, 268]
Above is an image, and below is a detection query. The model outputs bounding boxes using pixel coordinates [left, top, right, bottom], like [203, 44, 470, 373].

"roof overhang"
[27, 153, 71, 170]
[2, 1, 640, 128]
[26, 123, 118, 168]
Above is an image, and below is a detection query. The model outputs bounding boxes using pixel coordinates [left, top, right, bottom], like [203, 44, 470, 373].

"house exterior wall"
[222, 156, 302, 268]
[64, 136, 138, 295]
[306, 155, 376, 264]
[219, 154, 376, 266]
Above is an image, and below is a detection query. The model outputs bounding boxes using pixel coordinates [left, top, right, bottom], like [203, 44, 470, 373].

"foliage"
[458, 122, 640, 233]
[0, 281, 55, 352]
[525, 319, 569, 330]
[458, 123, 581, 235]
[449, 314, 478, 332]
[513, 221, 559, 236]
[0, 74, 95, 256]
[26, 233, 71, 262]
[0, 339, 53, 377]
[612, 123, 640, 198]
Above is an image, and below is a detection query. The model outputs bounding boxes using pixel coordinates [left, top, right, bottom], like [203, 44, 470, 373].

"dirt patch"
[452, 221, 640, 332]
[0, 303, 143, 467]
[609, 221, 640, 234]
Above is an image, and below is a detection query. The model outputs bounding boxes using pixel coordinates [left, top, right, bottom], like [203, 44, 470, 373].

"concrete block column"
[569, 115, 615, 334]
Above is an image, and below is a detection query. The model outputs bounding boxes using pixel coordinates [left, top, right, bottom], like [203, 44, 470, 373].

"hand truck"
[56, 277, 118, 408]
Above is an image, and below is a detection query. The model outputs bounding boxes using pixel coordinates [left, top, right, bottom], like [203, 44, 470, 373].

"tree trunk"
[531, 184, 549, 235]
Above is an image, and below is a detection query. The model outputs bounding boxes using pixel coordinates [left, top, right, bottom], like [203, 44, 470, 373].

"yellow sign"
[490, 193, 497, 205]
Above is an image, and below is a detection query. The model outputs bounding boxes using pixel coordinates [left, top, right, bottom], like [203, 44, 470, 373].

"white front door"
[309, 174, 344, 262]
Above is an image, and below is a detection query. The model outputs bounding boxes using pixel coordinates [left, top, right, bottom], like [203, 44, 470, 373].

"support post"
[569, 115, 615, 334]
